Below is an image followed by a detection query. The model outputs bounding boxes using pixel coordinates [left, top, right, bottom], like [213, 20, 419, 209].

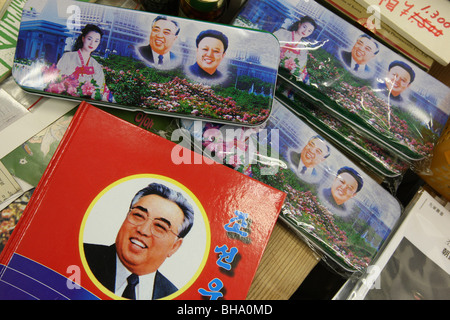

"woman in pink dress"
[56, 24, 113, 102]
[274, 16, 317, 84]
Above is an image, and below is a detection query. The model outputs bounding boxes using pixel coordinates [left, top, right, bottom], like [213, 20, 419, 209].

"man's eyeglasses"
[127, 208, 180, 239]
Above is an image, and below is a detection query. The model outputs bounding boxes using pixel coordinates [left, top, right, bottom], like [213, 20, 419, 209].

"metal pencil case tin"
[276, 79, 410, 179]
[233, 0, 450, 158]
[179, 97, 403, 273]
[13, 0, 280, 126]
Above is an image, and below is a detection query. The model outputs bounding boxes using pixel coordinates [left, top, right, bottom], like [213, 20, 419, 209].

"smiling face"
[115, 194, 184, 275]
[296, 22, 315, 39]
[300, 137, 328, 168]
[82, 31, 101, 54]
[385, 65, 411, 97]
[331, 172, 359, 206]
[149, 19, 178, 55]
[351, 36, 377, 65]
[196, 36, 226, 75]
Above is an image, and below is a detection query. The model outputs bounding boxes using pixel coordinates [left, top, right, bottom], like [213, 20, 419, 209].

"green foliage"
[213, 86, 270, 114]
[99, 54, 271, 124]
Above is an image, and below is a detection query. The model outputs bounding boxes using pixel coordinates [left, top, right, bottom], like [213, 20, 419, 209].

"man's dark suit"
[341, 50, 353, 68]
[340, 50, 371, 74]
[189, 62, 222, 79]
[138, 45, 177, 65]
[83, 243, 178, 299]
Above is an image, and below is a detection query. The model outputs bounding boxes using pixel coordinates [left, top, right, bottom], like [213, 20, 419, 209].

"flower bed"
[306, 51, 438, 157]
[102, 56, 271, 125]
[278, 85, 410, 175]
[42, 64, 104, 100]
[252, 161, 375, 271]
[37, 55, 272, 125]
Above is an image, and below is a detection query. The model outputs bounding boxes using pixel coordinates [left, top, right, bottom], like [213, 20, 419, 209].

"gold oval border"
[78, 174, 211, 300]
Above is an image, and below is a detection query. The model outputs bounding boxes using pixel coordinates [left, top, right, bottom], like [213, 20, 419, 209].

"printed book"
[323, 0, 434, 70]
[339, 190, 450, 300]
[0, 0, 26, 83]
[0, 101, 286, 300]
[180, 97, 403, 273]
[0, 188, 34, 254]
[0, 1, 13, 20]
[0, 103, 178, 187]
[356, 0, 450, 66]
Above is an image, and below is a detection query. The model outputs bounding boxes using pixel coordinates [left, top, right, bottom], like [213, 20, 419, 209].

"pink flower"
[42, 64, 60, 83]
[64, 76, 79, 88]
[63, 77, 79, 96]
[81, 82, 96, 96]
[284, 58, 296, 71]
[66, 84, 78, 96]
[47, 82, 65, 94]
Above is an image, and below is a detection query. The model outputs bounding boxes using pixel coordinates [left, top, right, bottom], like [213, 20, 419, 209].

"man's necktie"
[158, 54, 164, 65]
[122, 273, 139, 300]
[354, 63, 359, 71]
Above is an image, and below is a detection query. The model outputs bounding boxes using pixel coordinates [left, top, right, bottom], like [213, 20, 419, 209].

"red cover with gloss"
[0, 101, 285, 300]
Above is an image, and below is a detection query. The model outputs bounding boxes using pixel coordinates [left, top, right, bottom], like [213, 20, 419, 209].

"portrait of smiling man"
[341, 34, 379, 78]
[289, 135, 330, 184]
[321, 166, 364, 218]
[377, 60, 415, 103]
[83, 182, 195, 300]
[189, 29, 228, 80]
[138, 15, 181, 68]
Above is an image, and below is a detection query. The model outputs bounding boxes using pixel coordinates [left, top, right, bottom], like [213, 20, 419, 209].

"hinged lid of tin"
[13, 0, 280, 127]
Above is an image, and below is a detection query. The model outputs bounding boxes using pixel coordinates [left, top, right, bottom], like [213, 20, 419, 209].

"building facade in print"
[17, 0, 148, 63]
[15, 2, 70, 63]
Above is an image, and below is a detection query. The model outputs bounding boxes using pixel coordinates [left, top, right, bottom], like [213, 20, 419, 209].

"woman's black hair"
[287, 16, 317, 33]
[72, 24, 104, 51]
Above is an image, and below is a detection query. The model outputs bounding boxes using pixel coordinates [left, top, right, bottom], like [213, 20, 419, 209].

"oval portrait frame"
[79, 174, 211, 300]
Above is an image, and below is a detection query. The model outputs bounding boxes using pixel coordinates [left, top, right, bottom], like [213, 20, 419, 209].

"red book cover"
[0, 101, 286, 300]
